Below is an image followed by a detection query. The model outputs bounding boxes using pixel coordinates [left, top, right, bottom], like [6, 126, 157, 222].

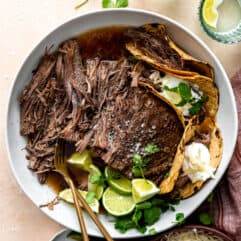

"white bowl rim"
[5, 8, 238, 239]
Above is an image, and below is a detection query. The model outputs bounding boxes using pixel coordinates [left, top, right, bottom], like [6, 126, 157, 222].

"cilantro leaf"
[133, 154, 143, 165]
[151, 198, 169, 212]
[136, 201, 152, 210]
[132, 144, 160, 178]
[86, 191, 96, 204]
[102, 0, 115, 8]
[115, 219, 136, 233]
[178, 83, 192, 102]
[144, 144, 161, 155]
[144, 207, 161, 226]
[149, 228, 157, 235]
[199, 212, 213, 225]
[132, 154, 147, 178]
[90, 172, 105, 185]
[132, 166, 142, 177]
[136, 225, 147, 233]
[174, 212, 185, 225]
[189, 96, 208, 115]
[169, 199, 180, 205]
[102, 0, 128, 8]
[116, 0, 128, 8]
[132, 209, 142, 225]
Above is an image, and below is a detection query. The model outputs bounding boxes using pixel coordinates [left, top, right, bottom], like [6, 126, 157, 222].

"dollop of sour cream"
[182, 142, 216, 183]
[149, 71, 202, 116]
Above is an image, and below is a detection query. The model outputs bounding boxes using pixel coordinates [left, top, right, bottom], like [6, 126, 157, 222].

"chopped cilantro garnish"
[189, 96, 208, 115]
[144, 143, 161, 155]
[132, 144, 160, 178]
[164, 82, 208, 115]
[199, 212, 213, 225]
[149, 228, 157, 235]
[132, 209, 142, 225]
[114, 196, 181, 234]
[102, 0, 128, 8]
[136, 201, 152, 210]
[132, 154, 147, 178]
[115, 219, 136, 233]
[143, 207, 161, 225]
[174, 212, 185, 225]
[90, 172, 105, 185]
[85, 191, 96, 204]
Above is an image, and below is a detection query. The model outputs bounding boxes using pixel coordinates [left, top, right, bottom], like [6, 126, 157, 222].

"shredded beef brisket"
[20, 38, 183, 185]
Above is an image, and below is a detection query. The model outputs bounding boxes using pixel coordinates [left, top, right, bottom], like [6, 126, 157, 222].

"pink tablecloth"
[213, 69, 241, 240]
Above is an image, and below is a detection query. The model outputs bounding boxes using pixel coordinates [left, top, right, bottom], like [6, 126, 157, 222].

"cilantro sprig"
[89, 171, 105, 185]
[102, 0, 128, 8]
[132, 144, 161, 178]
[173, 212, 185, 225]
[199, 212, 213, 225]
[163, 82, 208, 115]
[115, 196, 180, 234]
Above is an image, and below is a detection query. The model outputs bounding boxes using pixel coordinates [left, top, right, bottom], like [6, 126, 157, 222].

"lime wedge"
[202, 0, 223, 29]
[104, 167, 132, 195]
[102, 187, 135, 216]
[59, 188, 100, 213]
[67, 150, 93, 172]
[132, 179, 160, 204]
[88, 164, 104, 200]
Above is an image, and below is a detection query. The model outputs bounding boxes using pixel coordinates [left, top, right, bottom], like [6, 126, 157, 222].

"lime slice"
[67, 150, 93, 172]
[202, 0, 223, 29]
[88, 164, 104, 200]
[102, 187, 135, 216]
[59, 188, 100, 213]
[104, 167, 132, 195]
[132, 179, 160, 204]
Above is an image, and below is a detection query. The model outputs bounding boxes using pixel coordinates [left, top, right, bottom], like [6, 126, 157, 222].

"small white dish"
[6, 8, 238, 239]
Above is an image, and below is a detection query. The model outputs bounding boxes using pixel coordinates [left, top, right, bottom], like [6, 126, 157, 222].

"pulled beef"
[20, 38, 184, 185]
[125, 25, 183, 70]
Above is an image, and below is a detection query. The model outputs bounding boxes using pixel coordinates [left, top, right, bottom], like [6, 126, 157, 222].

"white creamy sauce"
[149, 71, 202, 116]
[182, 142, 216, 183]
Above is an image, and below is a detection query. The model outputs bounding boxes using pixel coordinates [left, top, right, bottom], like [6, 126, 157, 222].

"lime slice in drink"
[102, 187, 135, 216]
[67, 150, 93, 172]
[202, 0, 223, 29]
[59, 188, 100, 213]
[88, 164, 104, 200]
[132, 179, 160, 204]
[104, 167, 132, 195]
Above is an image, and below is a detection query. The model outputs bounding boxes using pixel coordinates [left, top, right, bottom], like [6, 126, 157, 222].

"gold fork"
[54, 139, 89, 241]
[54, 139, 114, 241]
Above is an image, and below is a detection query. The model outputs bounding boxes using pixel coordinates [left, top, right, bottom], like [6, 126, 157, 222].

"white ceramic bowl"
[6, 9, 238, 239]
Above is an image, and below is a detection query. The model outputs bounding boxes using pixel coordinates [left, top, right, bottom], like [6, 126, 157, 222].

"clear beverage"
[216, 0, 241, 32]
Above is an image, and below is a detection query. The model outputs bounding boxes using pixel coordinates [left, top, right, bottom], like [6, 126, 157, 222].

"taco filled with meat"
[126, 24, 219, 123]
[163, 116, 223, 199]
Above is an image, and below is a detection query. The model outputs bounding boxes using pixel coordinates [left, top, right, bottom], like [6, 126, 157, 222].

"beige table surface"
[0, 0, 240, 240]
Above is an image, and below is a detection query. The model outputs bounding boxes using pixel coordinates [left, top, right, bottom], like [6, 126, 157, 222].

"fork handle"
[75, 190, 114, 241]
[69, 180, 89, 241]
